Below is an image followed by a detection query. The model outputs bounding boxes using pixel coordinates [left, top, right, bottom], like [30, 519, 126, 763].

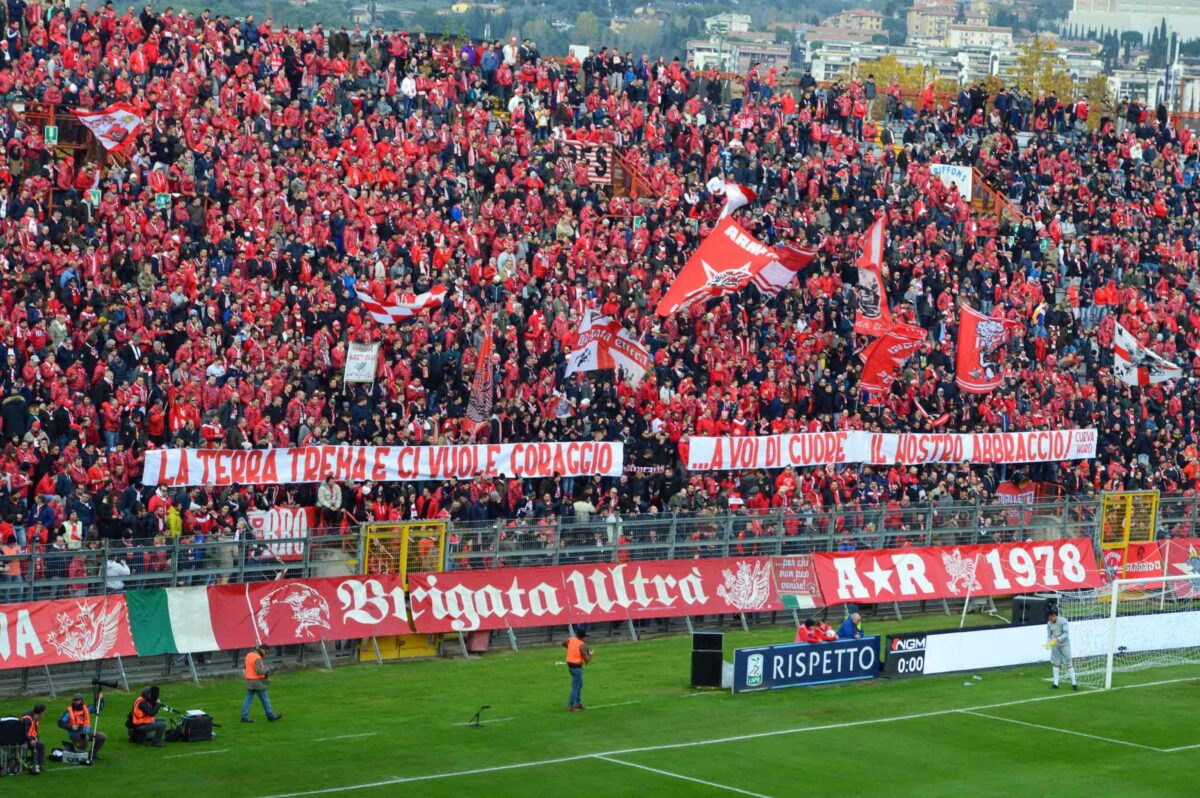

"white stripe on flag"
[166, 586, 220, 653]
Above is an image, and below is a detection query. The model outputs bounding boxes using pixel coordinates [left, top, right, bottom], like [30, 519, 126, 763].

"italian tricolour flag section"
[126, 587, 220, 655]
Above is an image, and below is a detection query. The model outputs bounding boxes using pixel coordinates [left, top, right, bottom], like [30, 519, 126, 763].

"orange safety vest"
[21, 713, 39, 741]
[2, 544, 19, 577]
[66, 704, 90, 728]
[132, 697, 154, 725]
[565, 637, 585, 666]
[245, 651, 265, 681]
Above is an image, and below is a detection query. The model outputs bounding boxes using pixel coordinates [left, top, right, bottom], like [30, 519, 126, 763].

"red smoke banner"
[859, 322, 927, 393]
[0, 595, 137, 669]
[956, 305, 1018, 394]
[207, 574, 416, 648]
[811, 539, 1104, 605]
[408, 557, 782, 633]
[656, 217, 778, 316]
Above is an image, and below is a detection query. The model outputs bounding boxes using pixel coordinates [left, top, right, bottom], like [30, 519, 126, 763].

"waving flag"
[655, 217, 777, 316]
[859, 322, 927, 393]
[956, 305, 1020, 394]
[72, 102, 145, 153]
[853, 217, 892, 337]
[358, 286, 446, 324]
[752, 242, 821, 297]
[466, 313, 495, 432]
[1113, 322, 1181, 386]
[564, 310, 652, 384]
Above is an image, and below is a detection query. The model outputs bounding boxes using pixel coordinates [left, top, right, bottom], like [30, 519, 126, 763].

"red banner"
[206, 574, 416, 648]
[859, 322, 927, 393]
[1162, 538, 1200, 597]
[956, 305, 1017, 394]
[408, 557, 782, 633]
[655, 217, 777, 316]
[0, 595, 136, 669]
[811, 539, 1103, 605]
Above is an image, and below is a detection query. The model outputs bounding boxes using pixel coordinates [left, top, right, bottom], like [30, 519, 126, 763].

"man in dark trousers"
[242, 644, 282, 722]
[20, 704, 45, 775]
[561, 627, 592, 711]
[128, 686, 167, 746]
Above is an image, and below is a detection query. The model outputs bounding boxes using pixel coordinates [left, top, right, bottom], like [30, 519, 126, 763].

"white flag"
[1113, 322, 1181, 386]
[563, 310, 652, 384]
[357, 285, 446, 324]
[343, 342, 380, 384]
[71, 102, 145, 153]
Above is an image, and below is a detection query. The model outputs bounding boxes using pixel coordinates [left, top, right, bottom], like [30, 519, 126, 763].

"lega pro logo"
[746, 653, 764, 687]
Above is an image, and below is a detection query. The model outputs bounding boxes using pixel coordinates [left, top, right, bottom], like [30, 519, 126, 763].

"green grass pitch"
[2, 615, 1197, 797]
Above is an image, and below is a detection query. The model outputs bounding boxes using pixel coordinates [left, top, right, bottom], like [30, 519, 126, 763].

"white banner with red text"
[407, 557, 783, 633]
[686, 429, 1097, 471]
[247, 506, 316, 561]
[810, 539, 1104, 606]
[142, 442, 624, 486]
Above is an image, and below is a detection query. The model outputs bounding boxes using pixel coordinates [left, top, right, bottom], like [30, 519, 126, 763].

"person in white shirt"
[105, 556, 130, 592]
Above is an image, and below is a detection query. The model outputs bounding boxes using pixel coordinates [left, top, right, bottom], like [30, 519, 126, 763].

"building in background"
[946, 24, 1014, 49]
[688, 29, 791, 72]
[705, 12, 752, 34]
[1067, 0, 1200, 39]
[827, 8, 886, 33]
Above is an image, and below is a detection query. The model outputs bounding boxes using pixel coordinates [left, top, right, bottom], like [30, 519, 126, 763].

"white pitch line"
[959, 711, 1164, 752]
[314, 733, 379, 742]
[452, 716, 515, 726]
[1162, 743, 1200, 752]
[257, 676, 1200, 798]
[164, 748, 231, 760]
[588, 700, 643, 710]
[594, 754, 775, 798]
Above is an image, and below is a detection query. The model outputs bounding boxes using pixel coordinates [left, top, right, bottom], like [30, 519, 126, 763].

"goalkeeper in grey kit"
[1047, 608, 1078, 690]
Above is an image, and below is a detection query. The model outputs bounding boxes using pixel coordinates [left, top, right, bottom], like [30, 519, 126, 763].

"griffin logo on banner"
[956, 305, 1021, 394]
[655, 217, 777, 316]
[853, 217, 892, 337]
[466, 313, 495, 432]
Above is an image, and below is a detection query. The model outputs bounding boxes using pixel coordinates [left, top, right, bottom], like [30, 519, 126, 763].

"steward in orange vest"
[561, 628, 593, 712]
[242, 644, 282, 723]
[21, 704, 46, 774]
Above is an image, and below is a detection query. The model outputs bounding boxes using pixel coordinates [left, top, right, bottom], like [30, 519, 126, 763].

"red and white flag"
[465, 313, 495, 432]
[71, 102, 145, 153]
[1113, 322, 1181, 386]
[859, 322, 927, 393]
[752, 242, 820, 297]
[853, 217, 892, 337]
[712, 179, 757, 220]
[563, 310, 652, 384]
[358, 285, 446, 324]
[956, 305, 1020, 394]
[655, 217, 777, 316]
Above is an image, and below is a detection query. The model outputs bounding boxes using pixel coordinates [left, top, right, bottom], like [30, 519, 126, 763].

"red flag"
[655, 217, 777, 316]
[752, 242, 820, 296]
[853, 218, 892, 337]
[956, 305, 1019, 394]
[466, 313, 495, 432]
[719, 182, 757, 219]
[913, 199, 926, 219]
[859, 322, 927, 393]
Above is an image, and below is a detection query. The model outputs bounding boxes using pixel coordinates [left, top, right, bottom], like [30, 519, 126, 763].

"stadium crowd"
[0, 2, 1198, 589]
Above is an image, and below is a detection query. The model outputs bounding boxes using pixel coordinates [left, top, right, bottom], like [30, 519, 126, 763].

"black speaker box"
[1012, 595, 1052, 626]
[180, 714, 213, 742]
[691, 650, 723, 688]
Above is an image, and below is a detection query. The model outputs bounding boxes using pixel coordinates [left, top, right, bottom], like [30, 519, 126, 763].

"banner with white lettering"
[810, 539, 1104, 606]
[247, 506, 316, 561]
[686, 429, 1097, 471]
[343, 342, 380, 383]
[142, 442, 624, 486]
[732, 636, 879, 693]
[0, 595, 137, 669]
[407, 557, 782, 633]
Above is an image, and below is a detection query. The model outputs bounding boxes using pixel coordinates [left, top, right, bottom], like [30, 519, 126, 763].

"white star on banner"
[864, 558, 894, 595]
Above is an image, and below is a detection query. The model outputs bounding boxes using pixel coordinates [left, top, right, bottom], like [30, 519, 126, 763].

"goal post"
[1102, 573, 1200, 689]
[1054, 573, 1200, 690]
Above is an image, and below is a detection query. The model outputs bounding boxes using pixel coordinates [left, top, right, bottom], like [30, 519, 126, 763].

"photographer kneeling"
[60, 691, 106, 757]
[127, 687, 167, 747]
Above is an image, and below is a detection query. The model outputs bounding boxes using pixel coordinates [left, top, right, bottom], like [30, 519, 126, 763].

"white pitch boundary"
[959, 711, 1165, 752]
[314, 733, 380, 742]
[452, 716, 515, 726]
[594, 754, 776, 798]
[164, 748, 231, 760]
[257, 676, 1200, 798]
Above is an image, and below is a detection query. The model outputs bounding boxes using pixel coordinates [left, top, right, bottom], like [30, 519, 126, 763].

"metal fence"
[6, 493, 1200, 603]
[3, 493, 1199, 697]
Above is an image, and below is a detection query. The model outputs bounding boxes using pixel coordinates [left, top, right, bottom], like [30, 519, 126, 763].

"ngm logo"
[890, 636, 926, 652]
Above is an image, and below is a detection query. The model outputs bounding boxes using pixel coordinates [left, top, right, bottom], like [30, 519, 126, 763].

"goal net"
[1056, 574, 1200, 690]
